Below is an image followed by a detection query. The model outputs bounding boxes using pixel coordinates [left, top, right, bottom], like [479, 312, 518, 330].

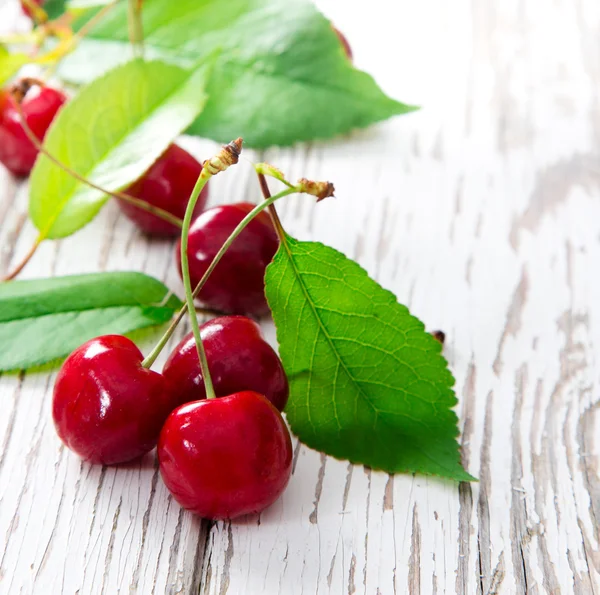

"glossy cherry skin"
[118, 144, 208, 237]
[177, 203, 279, 317]
[0, 85, 66, 177]
[163, 316, 289, 411]
[52, 335, 177, 465]
[158, 391, 293, 519]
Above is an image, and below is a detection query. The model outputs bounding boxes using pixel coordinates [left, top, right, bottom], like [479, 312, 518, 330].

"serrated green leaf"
[266, 235, 473, 481]
[29, 58, 210, 239]
[0, 46, 29, 86]
[0, 272, 182, 371]
[57, 0, 416, 147]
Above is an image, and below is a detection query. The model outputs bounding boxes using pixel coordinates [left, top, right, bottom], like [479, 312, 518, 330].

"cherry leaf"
[57, 0, 416, 147]
[265, 234, 474, 481]
[29, 58, 210, 239]
[0, 272, 181, 371]
[44, 0, 68, 19]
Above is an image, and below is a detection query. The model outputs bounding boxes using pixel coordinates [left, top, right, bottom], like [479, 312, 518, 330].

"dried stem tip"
[297, 178, 335, 202]
[9, 77, 45, 104]
[202, 138, 243, 176]
[431, 330, 446, 345]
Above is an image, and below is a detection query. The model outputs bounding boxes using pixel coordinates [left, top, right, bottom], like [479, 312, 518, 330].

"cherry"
[333, 26, 353, 60]
[158, 391, 293, 519]
[177, 202, 279, 317]
[117, 144, 208, 237]
[163, 316, 289, 411]
[0, 83, 66, 177]
[52, 335, 177, 465]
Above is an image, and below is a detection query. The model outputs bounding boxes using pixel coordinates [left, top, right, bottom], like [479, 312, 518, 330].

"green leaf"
[0, 272, 181, 371]
[57, 0, 416, 147]
[0, 46, 29, 86]
[44, 0, 68, 19]
[266, 235, 473, 481]
[29, 58, 210, 239]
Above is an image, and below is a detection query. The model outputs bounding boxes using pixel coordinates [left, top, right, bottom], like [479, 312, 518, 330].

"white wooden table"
[2, 0, 600, 592]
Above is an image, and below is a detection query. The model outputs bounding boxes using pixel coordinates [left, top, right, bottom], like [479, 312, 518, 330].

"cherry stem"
[28, 0, 117, 75]
[2, 236, 43, 281]
[127, 0, 144, 58]
[141, 186, 297, 369]
[257, 173, 287, 242]
[180, 170, 216, 399]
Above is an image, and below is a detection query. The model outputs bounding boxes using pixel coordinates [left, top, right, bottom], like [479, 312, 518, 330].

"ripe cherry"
[0, 82, 66, 177]
[333, 26, 353, 60]
[52, 335, 176, 465]
[163, 316, 289, 411]
[118, 144, 208, 237]
[177, 202, 279, 317]
[158, 391, 293, 519]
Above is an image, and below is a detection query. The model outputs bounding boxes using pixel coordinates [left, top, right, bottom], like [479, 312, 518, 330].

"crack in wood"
[408, 504, 421, 594]
[457, 362, 476, 595]
[476, 391, 493, 595]
[309, 453, 327, 525]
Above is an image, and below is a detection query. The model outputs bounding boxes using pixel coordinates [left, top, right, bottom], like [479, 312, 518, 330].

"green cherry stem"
[142, 138, 243, 370]
[257, 172, 287, 240]
[141, 186, 297, 370]
[180, 169, 216, 398]
[127, 0, 144, 58]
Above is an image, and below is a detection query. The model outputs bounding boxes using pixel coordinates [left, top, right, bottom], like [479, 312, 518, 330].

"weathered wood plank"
[1, 0, 600, 592]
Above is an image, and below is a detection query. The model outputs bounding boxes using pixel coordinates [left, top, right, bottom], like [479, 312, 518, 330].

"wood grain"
[1, 0, 600, 592]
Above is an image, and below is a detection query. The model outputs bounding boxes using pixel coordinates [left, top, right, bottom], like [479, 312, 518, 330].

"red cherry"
[20, 0, 44, 18]
[0, 84, 66, 177]
[333, 26, 353, 60]
[158, 391, 293, 519]
[118, 144, 208, 237]
[163, 316, 289, 411]
[177, 203, 279, 317]
[52, 335, 176, 465]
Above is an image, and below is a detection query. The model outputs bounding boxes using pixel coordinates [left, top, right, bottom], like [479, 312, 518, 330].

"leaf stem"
[141, 186, 296, 369]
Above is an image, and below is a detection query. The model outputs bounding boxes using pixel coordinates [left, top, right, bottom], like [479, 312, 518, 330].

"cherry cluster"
[62, 140, 291, 519]
[0, 13, 353, 520]
[0, 83, 294, 520]
[54, 319, 293, 520]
